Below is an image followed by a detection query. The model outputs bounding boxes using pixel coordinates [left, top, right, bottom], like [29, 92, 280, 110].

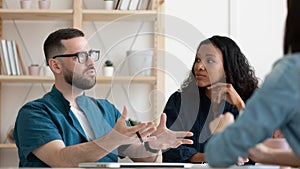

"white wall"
[164, 0, 287, 99]
[230, 0, 287, 81]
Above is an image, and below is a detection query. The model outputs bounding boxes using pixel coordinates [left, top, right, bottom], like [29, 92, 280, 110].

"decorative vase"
[38, 0, 51, 9]
[103, 66, 114, 76]
[20, 0, 32, 9]
[28, 64, 40, 75]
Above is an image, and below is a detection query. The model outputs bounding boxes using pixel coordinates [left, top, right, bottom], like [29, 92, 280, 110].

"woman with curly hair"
[162, 35, 258, 163]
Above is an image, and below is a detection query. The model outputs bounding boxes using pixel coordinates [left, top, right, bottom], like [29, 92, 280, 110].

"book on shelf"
[147, 0, 155, 10]
[128, 0, 139, 10]
[137, 0, 144, 10]
[119, 0, 130, 10]
[114, 0, 120, 9]
[138, 0, 150, 10]
[12, 41, 22, 75]
[6, 40, 17, 75]
[0, 39, 11, 75]
[0, 39, 25, 75]
[115, 0, 121, 9]
[114, 0, 153, 10]
[15, 43, 26, 75]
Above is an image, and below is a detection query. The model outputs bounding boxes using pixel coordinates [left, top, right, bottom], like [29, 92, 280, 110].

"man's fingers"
[144, 135, 156, 142]
[158, 113, 167, 128]
[170, 139, 193, 149]
[172, 142, 182, 148]
[121, 106, 128, 120]
[174, 132, 194, 145]
[180, 139, 193, 145]
[139, 126, 156, 138]
[175, 131, 193, 138]
[128, 122, 155, 134]
[128, 123, 146, 133]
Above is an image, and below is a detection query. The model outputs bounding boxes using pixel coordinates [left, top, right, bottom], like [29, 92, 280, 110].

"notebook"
[79, 162, 208, 168]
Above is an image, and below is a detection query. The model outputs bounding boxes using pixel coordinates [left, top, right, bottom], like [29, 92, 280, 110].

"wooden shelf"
[0, 75, 54, 83]
[82, 10, 157, 21]
[96, 76, 156, 84]
[0, 143, 16, 149]
[0, 9, 157, 22]
[0, 9, 73, 20]
[0, 75, 156, 84]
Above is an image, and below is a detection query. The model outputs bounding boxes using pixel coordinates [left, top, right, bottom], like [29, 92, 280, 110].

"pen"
[128, 119, 144, 144]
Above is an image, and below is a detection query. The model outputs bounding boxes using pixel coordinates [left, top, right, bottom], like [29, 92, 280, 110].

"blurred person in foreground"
[206, 0, 300, 167]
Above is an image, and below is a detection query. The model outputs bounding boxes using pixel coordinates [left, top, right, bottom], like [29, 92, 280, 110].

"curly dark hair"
[181, 35, 258, 101]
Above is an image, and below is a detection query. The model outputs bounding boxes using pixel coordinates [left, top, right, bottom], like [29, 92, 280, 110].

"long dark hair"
[284, 0, 300, 54]
[181, 35, 258, 101]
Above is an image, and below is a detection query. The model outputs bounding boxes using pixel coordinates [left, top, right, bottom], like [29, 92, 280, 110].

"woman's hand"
[147, 113, 193, 150]
[209, 112, 234, 134]
[249, 144, 300, 167]
[248, 143, 277, 164]
[207, 83, 245, 112]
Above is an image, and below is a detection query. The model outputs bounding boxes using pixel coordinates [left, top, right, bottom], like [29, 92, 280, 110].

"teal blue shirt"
[14, 86, 121, 167]
[205, 54, 300, 167]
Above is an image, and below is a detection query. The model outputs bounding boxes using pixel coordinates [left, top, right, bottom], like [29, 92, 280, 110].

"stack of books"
[114, 0, 155, 10]
[0, 39, 26, 75]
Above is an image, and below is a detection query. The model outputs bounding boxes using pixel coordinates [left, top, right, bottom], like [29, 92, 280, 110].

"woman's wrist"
[188, 152, 205, 163]
[236, 99, 245, 112]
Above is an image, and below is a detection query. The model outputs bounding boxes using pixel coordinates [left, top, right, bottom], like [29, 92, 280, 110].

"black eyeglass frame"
[52, 49, 100, 64]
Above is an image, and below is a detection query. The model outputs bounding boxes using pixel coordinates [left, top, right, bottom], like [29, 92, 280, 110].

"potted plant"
[103, 0, 114, 10]
[103, 60, 114, 76]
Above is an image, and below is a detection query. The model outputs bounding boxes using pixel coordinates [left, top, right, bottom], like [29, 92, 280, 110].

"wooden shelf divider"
[0, 143, 16, 149]
[0, 75, 156, 84]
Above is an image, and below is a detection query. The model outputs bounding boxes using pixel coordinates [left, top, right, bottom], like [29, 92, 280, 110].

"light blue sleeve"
[205, 56, 300, 167]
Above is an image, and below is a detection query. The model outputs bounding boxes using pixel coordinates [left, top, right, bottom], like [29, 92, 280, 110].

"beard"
[63, 66, 96, 90]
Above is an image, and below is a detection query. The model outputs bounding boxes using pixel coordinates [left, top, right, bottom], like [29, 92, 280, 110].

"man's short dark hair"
[43, 28, 85, 65]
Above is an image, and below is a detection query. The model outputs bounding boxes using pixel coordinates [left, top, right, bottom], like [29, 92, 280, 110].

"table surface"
[0, 164, 293, 169]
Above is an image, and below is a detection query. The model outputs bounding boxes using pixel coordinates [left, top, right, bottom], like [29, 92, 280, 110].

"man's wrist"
[144, 142, 159, 154]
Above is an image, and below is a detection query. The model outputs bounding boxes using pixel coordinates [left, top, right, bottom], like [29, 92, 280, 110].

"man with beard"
[13, 28, 193, 167]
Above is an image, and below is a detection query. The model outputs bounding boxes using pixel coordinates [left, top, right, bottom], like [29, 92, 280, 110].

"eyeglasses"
[53, 50, 100, 64]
